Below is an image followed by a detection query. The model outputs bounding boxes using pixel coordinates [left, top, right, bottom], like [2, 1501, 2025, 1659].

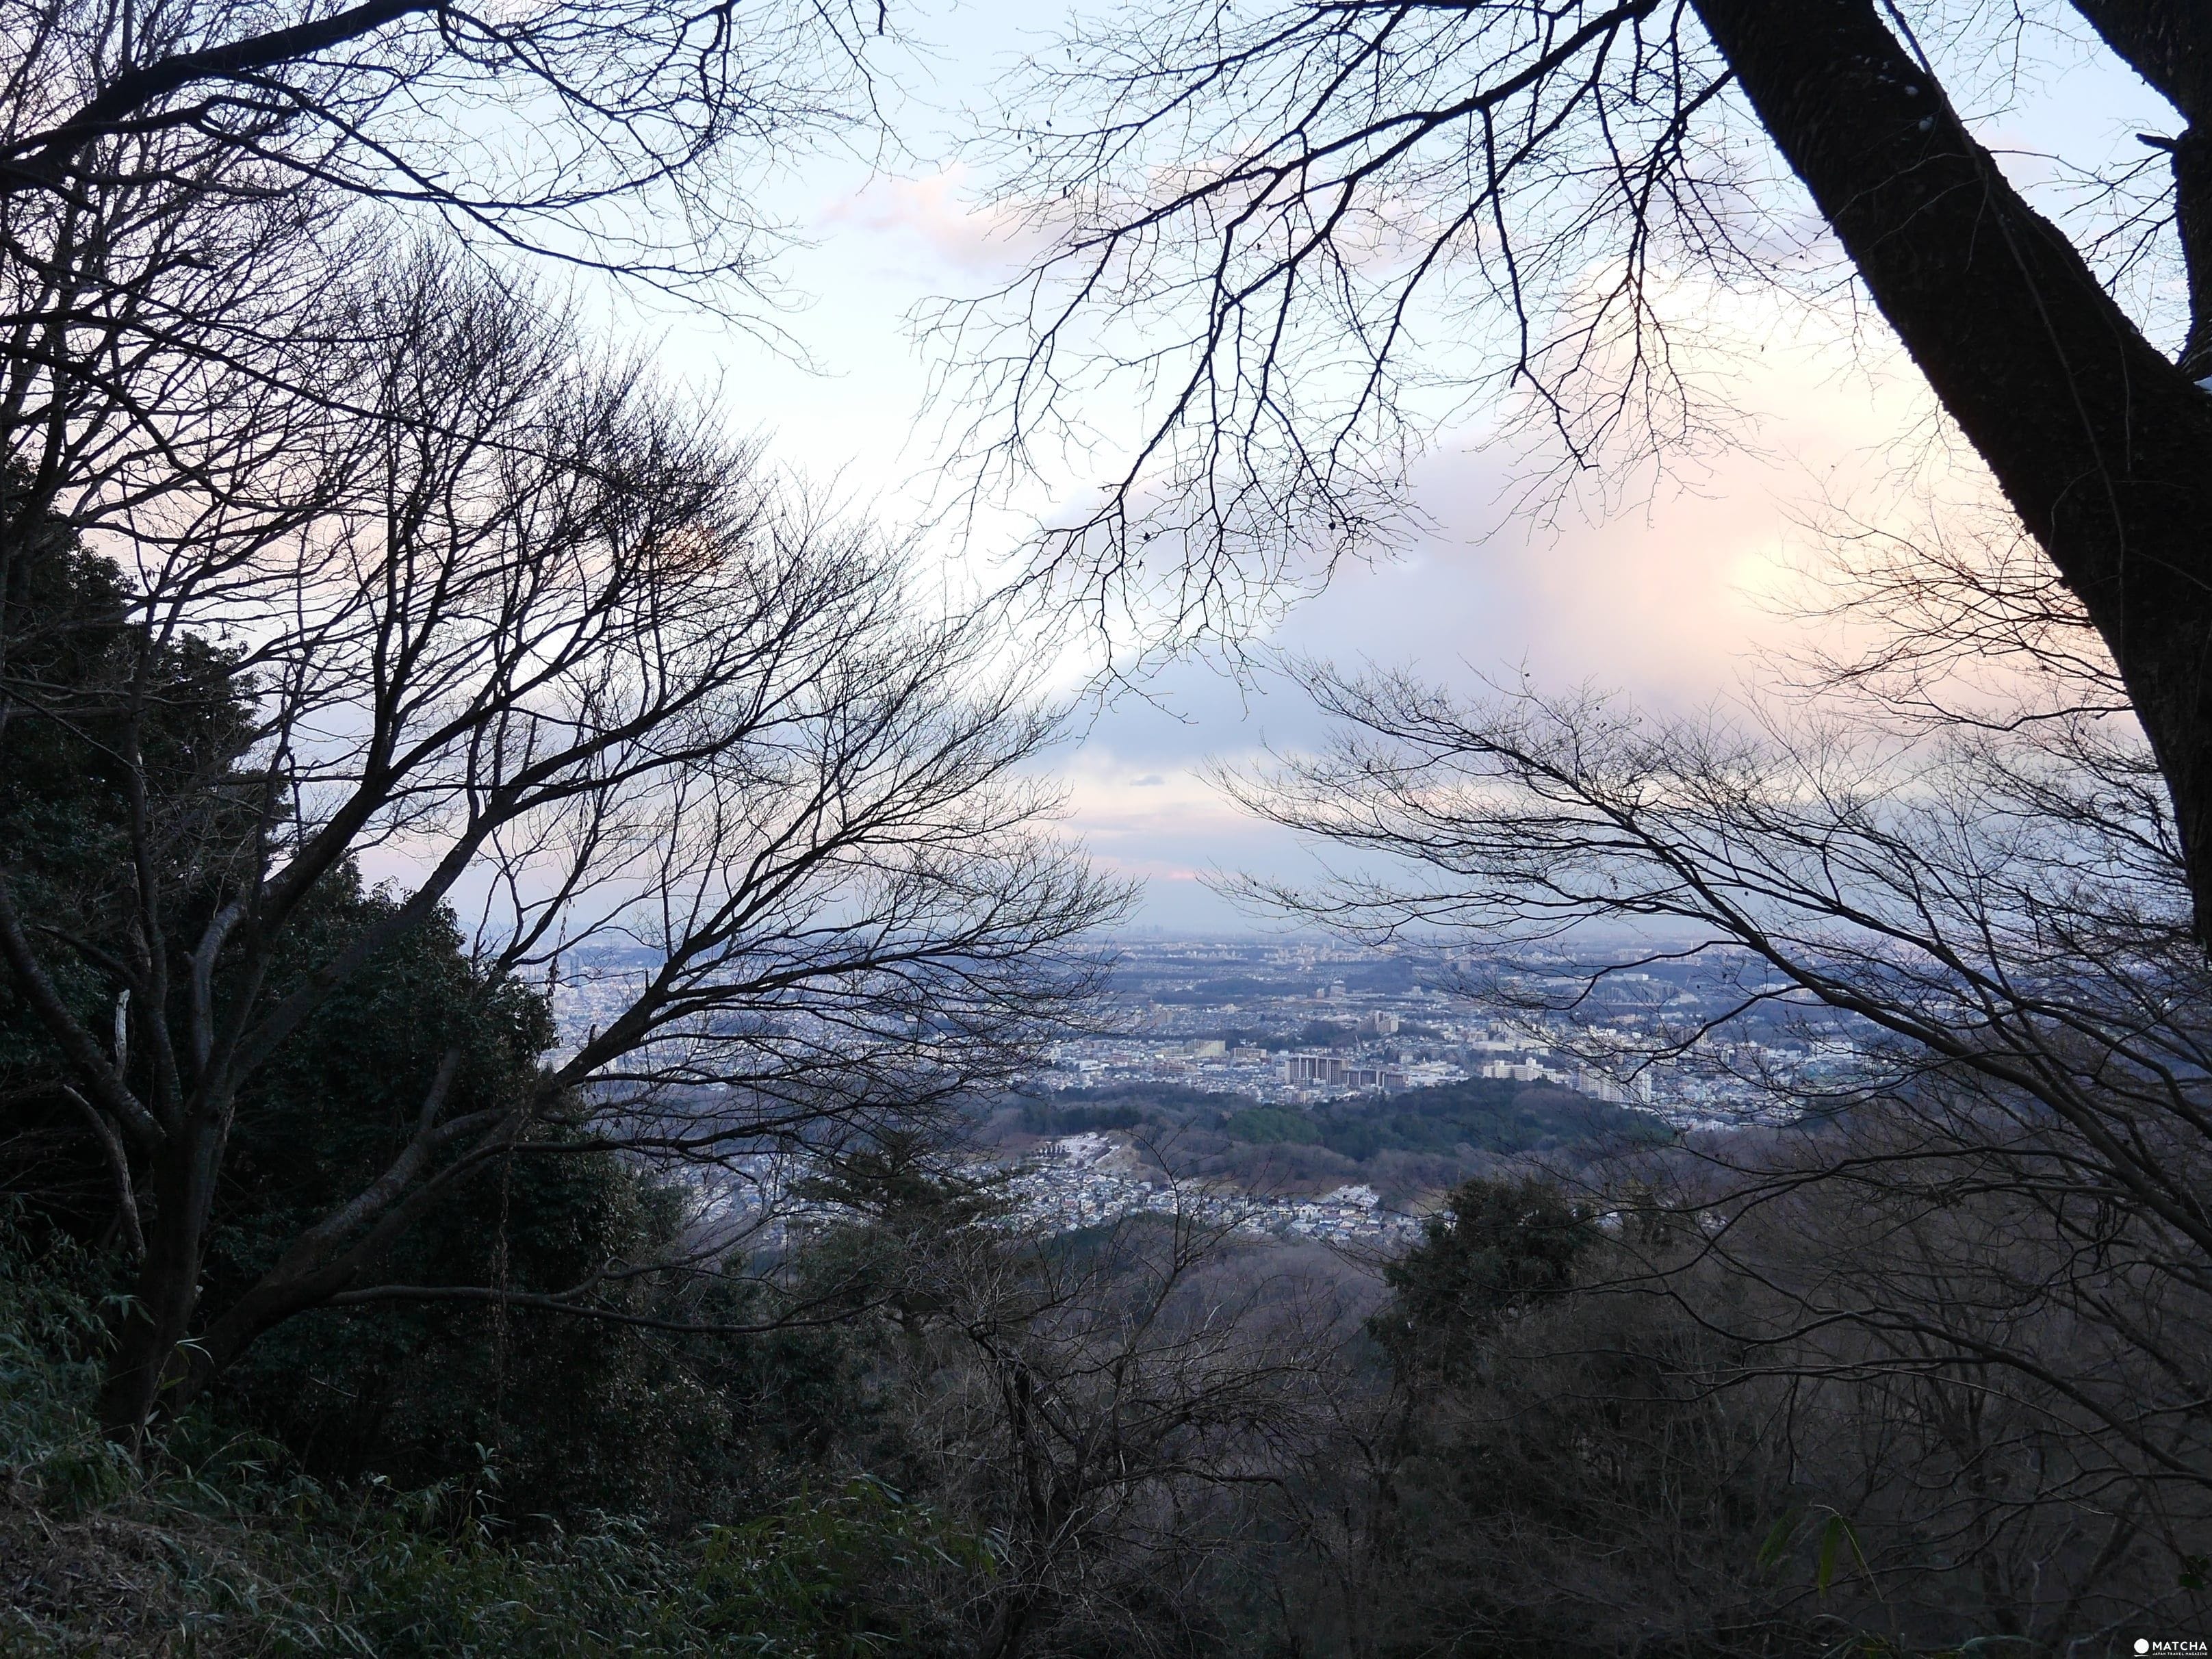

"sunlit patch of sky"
[591, 1, 2172, 929]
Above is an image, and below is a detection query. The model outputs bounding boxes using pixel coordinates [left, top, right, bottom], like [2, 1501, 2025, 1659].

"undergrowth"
[0, 1223, 987, 1657]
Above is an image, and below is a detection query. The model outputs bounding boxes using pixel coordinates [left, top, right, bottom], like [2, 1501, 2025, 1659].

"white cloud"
[814, 166, 1049, 281]
[1051, 319, 1968, 927]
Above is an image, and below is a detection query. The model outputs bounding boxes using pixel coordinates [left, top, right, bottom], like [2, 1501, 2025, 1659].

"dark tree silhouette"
[0, 257, 1122, 1448]
[946, 1, 2212, 931]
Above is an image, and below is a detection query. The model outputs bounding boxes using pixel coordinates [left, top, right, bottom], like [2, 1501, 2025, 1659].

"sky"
[639, 1, 2172, 934]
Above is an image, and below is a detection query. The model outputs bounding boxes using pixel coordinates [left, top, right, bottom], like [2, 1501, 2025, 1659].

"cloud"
[1051, 319, 1963, 927]
[813, 167, 1047, 280]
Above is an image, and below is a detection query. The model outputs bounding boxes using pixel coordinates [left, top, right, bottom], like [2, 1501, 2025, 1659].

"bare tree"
[0, 0, 894, 711]
[852, 1172, 1359, 1658]
[0, 0, 878, 284]
[1334, 1167, 2189, 1651]
[944, 0, 2212, 934]
[1207, 508, 2212, 1629]
[0, 251, 1124, 1446]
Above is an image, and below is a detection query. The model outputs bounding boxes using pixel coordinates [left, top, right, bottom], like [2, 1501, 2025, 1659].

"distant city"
[1042, 934, 1860, 1128]
[552, 932, 1869, 1246]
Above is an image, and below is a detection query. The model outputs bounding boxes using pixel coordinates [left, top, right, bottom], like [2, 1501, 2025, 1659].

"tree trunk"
[95, 1121, 220, 1445]
[979, 1599, 1033, 1659]
[1690, 0, 2212, 933]
[176, 1249, 370, 1409]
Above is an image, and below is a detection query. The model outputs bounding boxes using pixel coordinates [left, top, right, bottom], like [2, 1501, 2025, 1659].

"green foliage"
[1041, 1077, 1669, 1168]
[201, 869, 742, 1520]
[1371, 1175, 1602, 1370]
[1201, 1079, 1666, 1166]
[1220, 1105, 1322, 1145]
[1016, 1098, 1146, 1134]
[0, 1213, 136, 1515]
[690, 1477, 992, 1656]
[1037, 1082, 1244, 1119]
[1756, 1506, 1875, 1599]
[799, 1130, 1011, 1232]
[0, 1227, 990, 1658]
[1344, 1187, 1803, 1657]
[0, 507, 900, 1533]
[0, 496, 258, 1241]
[1300, 1079, 1666, 1162]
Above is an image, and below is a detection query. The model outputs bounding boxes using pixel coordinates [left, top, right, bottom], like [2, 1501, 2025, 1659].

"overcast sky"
[646, 1, 2165, 933]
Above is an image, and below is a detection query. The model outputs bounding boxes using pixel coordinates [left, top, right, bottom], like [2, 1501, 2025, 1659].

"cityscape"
[554, 932, 1870, 1248]
[1040, 933, 1862, 1125]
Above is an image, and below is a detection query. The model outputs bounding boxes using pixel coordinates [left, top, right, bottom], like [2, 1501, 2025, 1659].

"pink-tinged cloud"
[1049, 317, 1983, 928]
[814, 168, 1049, 279]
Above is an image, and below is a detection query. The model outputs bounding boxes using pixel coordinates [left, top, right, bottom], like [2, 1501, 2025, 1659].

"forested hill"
[1220, 1078, 1667, 1161]
[1007, 1077, 1670, 1201]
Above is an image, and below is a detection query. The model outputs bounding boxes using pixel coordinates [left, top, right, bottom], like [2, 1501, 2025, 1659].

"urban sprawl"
[556, 935, 1865, 1248]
